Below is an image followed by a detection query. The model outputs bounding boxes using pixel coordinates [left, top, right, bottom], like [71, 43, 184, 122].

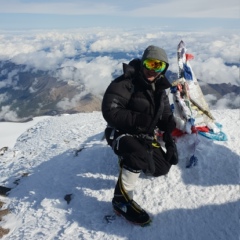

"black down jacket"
[101, 59, 175, 136]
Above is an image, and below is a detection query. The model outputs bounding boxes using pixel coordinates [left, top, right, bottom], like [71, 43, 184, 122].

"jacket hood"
[141, 45, 169, 75]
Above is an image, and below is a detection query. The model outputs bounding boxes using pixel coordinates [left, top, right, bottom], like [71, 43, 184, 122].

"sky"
[0, 109, 239, 239]
[0, 0, 239, 30]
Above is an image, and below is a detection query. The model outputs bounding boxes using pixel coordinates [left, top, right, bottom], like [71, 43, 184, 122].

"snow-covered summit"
[0, 110, 239, 240]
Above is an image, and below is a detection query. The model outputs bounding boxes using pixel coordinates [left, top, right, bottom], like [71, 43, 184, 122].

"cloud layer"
[0, 28, 239, 118]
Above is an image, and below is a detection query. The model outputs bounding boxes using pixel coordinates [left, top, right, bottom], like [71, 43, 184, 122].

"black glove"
[166, 115, 176, 133]
[157, 115, 176, 132]
[163, 132, 178, 165]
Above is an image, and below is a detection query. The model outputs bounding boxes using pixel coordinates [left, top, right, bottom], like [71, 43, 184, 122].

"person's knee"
[152, 165, 171, 177]
[120, 152, 148, 171]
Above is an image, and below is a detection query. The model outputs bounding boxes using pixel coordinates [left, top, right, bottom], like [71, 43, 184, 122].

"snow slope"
[0, 116, 50, 149]
[0, 110, 239, 240]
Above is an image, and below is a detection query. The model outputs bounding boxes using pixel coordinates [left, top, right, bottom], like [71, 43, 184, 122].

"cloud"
[69, 56, 123, 95]
[192, 57, 239, 85]
[0, 93, 10, 103]
[29, 78, 40, 93]
[0, 28, 239, 110]
[0, 105, 19, 121]
[0, 0, 118, 15]
[205, 93, 240, 110]
[214, 93, 240, 109]
[56, 93, 85, 110]
[205, 94, 217, 104]
[129, 0, 239, 18]
[0, 69, 19, 88]
[0, 0, 238, 18]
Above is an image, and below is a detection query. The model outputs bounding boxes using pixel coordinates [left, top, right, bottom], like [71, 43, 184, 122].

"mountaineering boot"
[112, 166, 151, 226]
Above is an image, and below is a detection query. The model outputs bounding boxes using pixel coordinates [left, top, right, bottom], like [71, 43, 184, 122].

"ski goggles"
[143, 58, 167, 73]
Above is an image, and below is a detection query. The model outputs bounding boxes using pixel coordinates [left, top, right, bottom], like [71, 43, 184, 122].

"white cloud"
[0, 105, 19, 121]
[54, 66, 80, 84]
[205, 93, 240, 110]
[89, 34, 141, 53]
[214, 93, 240, 109]
[0, 28, 239, 109]
[130, 0, 239, 18]
[0, 0, 238, 18]
[0, 0, 118, 15]
[0, 93, 10, 103]
[205, 94, 218, 103]
[73, 56, 123, 95]
[54, 57, 123, 95]
[0, 69, 19, 88]
[210, 37, 240, 63]
[192, 58, 239, 85]
[29, 78, 40, 93]
[56, 93, 85, 110]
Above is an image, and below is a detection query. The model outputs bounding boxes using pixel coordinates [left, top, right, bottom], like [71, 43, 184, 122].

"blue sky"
[0, 0, 239, 31]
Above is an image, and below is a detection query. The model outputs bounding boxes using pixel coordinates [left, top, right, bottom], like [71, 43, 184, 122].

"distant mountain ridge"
[0, 61, 239, 122]
[200, 82, 240, 97]
[0, 61, 101, 122]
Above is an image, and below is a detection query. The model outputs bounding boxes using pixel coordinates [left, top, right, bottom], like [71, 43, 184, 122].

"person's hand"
[163, 132, 178, 165]
[166, 115, 176, 133]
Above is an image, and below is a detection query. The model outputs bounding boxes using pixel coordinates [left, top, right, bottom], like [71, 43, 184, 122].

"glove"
[163, 132, 178, 165]
[158, 115, 176, 132]
[166, 115, 176, 133]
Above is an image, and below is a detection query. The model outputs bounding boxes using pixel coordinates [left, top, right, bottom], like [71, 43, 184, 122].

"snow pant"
[112, 136, 171, 202]
[113, 135, 171, 177]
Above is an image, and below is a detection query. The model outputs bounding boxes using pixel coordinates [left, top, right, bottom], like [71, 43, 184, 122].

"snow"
[0, 116, 50, 149]
[0, 110, 239, 240]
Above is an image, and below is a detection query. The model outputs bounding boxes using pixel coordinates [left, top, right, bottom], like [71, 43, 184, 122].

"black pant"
[115, 136, 171, 177]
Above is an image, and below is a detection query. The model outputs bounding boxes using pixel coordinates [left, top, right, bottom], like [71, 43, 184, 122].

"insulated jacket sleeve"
[157, 92, 176, 132]
[101, 78, 152, 134]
